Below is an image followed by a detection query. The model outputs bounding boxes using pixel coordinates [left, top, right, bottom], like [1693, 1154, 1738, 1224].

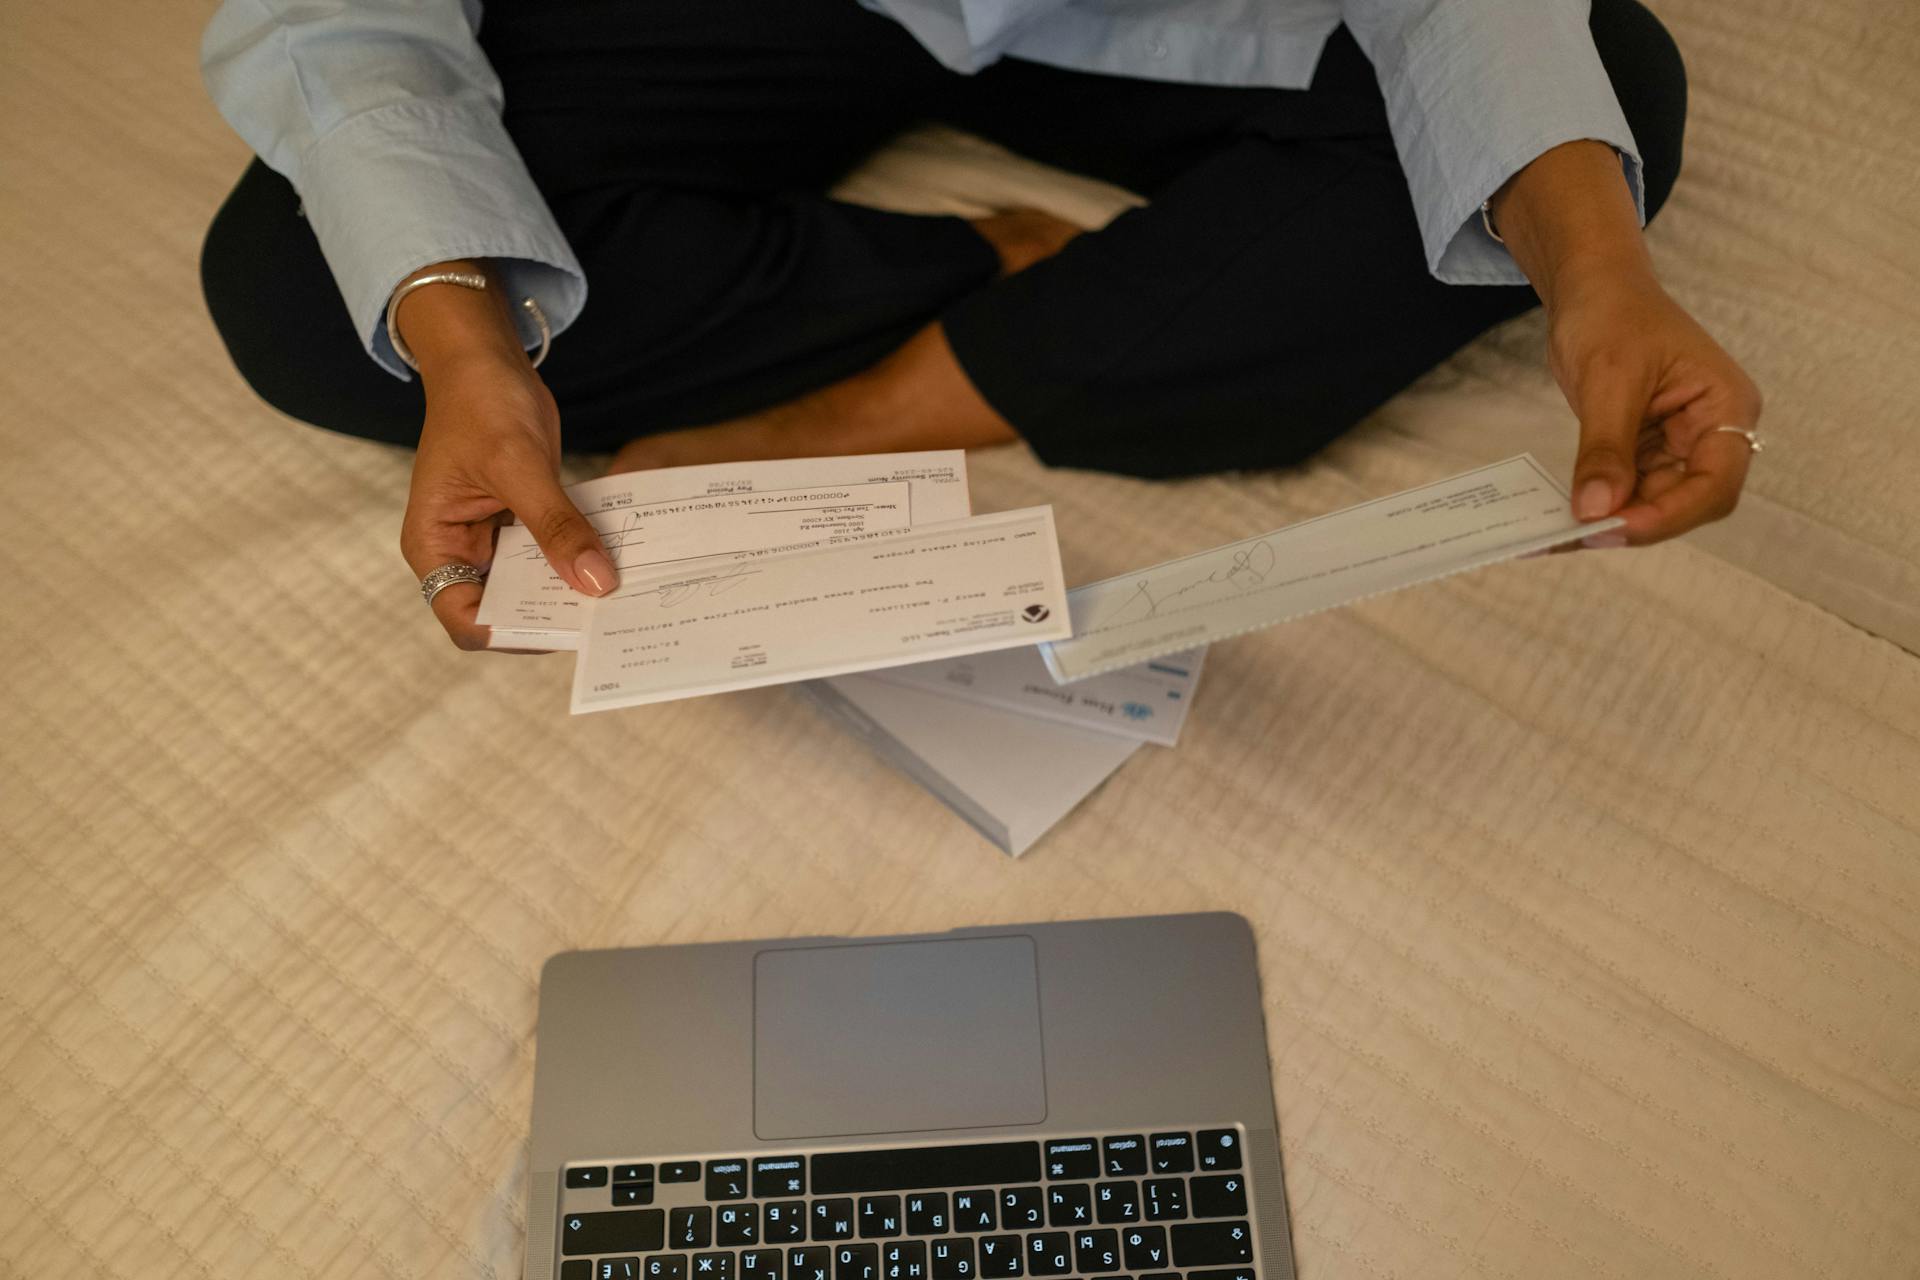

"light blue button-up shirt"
[202, 0, 1643, 378]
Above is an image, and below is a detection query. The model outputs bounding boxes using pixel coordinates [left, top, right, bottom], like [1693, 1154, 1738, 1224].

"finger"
[1614, 428, 1753, 544]
[497, 466, 618, 598]
[1570, 359, 1658, 522]
[401, 501, 504, 650]
[427, 579, 494, 652]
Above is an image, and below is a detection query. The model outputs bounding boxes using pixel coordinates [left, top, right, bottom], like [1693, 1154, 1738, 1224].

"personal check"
[1041, 454, 1623, 682]
[572, 507, 1071, 713]
[479, 451, 970, 650]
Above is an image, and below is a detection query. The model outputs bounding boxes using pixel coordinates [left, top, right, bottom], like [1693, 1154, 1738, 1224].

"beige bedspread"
[3, 2, 1918, 1278]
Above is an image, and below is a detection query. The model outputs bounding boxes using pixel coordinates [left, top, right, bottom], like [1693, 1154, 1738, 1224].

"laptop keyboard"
[554, 1129, 1261, 1280]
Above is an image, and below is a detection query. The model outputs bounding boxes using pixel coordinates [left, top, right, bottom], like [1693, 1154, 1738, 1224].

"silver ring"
[420, 561, 485, 605]
[1707, 425, 1765, 455]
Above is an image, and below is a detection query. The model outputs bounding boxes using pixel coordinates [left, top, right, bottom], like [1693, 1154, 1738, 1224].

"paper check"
[479, 452, 970, 649]
[1041, 454, 1623, 683]
[572, 507, 1071, 713]
[868, 645, 1206, 746]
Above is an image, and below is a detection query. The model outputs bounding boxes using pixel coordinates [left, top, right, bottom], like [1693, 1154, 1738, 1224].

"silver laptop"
[526, 914, 1297, 1280]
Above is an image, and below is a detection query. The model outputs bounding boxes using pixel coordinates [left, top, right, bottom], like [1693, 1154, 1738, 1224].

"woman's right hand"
[393, 261, 616, 650]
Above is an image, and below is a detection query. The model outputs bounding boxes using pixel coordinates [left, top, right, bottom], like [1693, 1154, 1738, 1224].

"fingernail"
[1582, 531, 1629, 550]
[1575, 479, 1614, 521]
[574, 548, 617, 595]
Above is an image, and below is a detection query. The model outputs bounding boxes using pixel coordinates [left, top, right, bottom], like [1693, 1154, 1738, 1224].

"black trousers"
[201, 0, 1686, 478]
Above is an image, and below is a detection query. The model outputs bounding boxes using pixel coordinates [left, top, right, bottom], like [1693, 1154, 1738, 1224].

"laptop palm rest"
[753, 935, 1049, 1140]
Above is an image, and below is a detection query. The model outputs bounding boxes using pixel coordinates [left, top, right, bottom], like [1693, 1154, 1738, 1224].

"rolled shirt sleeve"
[201, 0, 585, 377]
[1342, 0, 1645, 285]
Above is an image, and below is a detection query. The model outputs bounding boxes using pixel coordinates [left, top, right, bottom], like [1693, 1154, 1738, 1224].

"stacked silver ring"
[1707, 425, 1766, 454]
[419, 561, 486, 604]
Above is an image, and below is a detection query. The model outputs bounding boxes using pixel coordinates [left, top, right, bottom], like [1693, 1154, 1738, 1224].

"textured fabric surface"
[3, 3, 1918, 1279]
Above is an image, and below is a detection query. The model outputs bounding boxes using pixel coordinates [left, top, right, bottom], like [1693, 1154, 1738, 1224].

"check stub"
[479, 451, 970, 650]
[572, 507, 1071, 713]
[1041, 454, 1623, 683]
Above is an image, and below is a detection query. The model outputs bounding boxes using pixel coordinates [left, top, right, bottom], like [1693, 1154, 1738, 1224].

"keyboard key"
[599, 1261, 641, 1280]
[1142, 1180, 1186, 1222]
[562, 1210, 666, 1256]
[883, 1239, 927, 1280]
[569, 1167, 611, 1189]
[671, 1207, 713, 1250]
[693, 1252, 735, 1280]
[1147, 1134, 1193, 1174]
[906, 1193, 949, 1235]
[616, 1183, 656, 1207]
[1043, 1139, 1099, 1181]
[563, 1263, 593, 1280]
[952, 1191, 996, 1232]
[815, 1199, 856, 1241]
[1189, 1176, 1247, 1219]
[835, 1244, 880, 1280]
[930, 1237, 975, 1280]
[719, 1204, 761, 1246]
[1139, 1272, 1180, 1280]
[1094, 1182, 1139, 1225]
[1026, 1232, 1072, 1277]
[1171, 1221, 1253, 1266]
[662, 1162, 702, 1183]
[646, 1257, 688, 1280]
[708, 1160, 750, 1201]
[755, 1158, 808, 1198]
[618, 1165, 656, 1184]
[765, 1201, 807, 1244]
[1101, 1137, 1147, 1178]
[1121, 1227, 1168, 1273]
[859, 1196, 903, 1238]
[1190, 1268, 1256, 1280]
[790, 1246, 832, 1280]
[813, 1144, 1042, 1195]
[1046, 1183, 1092, 1227]
[1074, 1229, 1122, 1273]
[977, 1236, 1022, 1278]
[743, 1252, 784, 1280]
[1196, 1130, 1241, 1172]
[1000, 1187, 1043, 1229]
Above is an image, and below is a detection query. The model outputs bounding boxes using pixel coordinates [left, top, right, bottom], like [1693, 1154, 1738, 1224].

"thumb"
[1570, 367, 1652, 522]
[502, 469, 618, 597]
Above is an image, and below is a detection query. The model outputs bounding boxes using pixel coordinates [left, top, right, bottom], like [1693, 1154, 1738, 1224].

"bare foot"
[607, 320, 1020, 474]
[605, 210, 1079, 474]
[970, 208, 1082, 276]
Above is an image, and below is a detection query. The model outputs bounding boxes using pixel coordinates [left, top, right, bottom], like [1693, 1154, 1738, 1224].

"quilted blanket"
[3, 2, 1917, 1277]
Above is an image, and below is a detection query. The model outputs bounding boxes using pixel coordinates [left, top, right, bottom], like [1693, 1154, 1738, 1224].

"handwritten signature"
[624, 563, 761, 608]
[1111, 540, 1276, 622]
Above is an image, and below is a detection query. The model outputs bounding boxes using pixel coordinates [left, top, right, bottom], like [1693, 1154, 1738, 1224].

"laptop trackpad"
[754, 936, 1048, 1140]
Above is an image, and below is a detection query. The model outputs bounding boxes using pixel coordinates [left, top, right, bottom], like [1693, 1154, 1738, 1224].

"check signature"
[1110, 540, 1276, 622]
[624, 563, 761, 608]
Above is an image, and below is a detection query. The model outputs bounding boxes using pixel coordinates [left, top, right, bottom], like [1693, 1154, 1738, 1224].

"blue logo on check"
[1122, 702, 1154, 721]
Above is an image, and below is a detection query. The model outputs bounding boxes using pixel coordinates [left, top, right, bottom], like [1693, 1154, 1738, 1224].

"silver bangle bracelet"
[1480, 199, 1505, 246]
[385, 269, 551, 371]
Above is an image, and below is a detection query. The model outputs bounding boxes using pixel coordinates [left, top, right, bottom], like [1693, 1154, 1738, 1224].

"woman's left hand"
[1547, 261, 1764, 547]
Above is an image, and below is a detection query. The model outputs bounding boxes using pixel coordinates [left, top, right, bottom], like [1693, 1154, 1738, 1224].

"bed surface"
[3, 2, 1918, 1277]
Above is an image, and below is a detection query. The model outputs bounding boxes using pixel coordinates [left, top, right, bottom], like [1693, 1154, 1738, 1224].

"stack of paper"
[475, 450, 1616, 855]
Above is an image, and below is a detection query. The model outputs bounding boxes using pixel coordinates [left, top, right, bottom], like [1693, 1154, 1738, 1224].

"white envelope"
[1042, 454, 1622, 682]
[572, 507, 1072, 713]
[867, 645, 1206, 746]
[797, 676, 1141, 858]
[480, 451, 971, 650]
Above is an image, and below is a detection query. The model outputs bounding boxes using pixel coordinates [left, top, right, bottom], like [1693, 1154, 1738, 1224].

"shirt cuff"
[1379, 0, 1646, 286]
[297, 96, 587, 378]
